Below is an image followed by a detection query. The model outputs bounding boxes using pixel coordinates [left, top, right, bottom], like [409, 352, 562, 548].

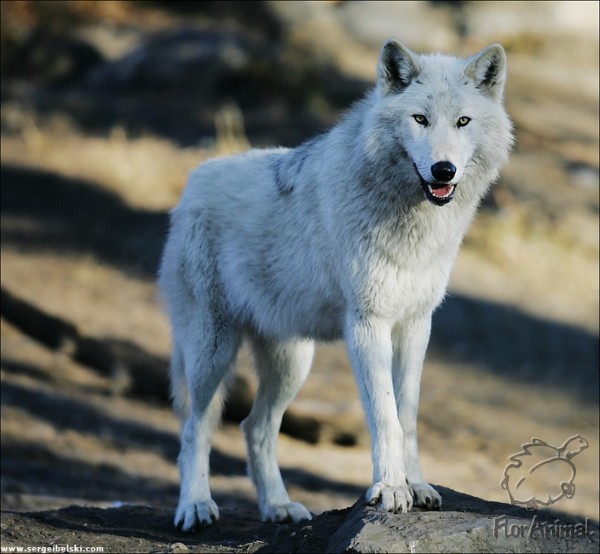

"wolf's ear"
[465, 44, 506, 100]
[378, 39, 421, 94]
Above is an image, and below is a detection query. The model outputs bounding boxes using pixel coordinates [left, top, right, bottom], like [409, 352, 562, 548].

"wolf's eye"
[457, 116, 471, 128]
[413, 114, 428, 126]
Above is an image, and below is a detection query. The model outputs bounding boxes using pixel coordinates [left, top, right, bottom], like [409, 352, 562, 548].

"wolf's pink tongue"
[432, 185, 452, 198]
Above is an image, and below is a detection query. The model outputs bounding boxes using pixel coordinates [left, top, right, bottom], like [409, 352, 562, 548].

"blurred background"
[1, 0, 598, 524]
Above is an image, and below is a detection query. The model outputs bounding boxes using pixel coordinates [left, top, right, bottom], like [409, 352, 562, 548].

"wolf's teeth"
[428, 185, 454, 198]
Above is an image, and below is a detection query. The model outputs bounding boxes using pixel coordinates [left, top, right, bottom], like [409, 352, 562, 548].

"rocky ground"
[1, 1, 598, 552]
[1, 492, 598, 553]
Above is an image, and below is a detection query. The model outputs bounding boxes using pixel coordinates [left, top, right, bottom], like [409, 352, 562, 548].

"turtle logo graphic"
[501, 435, 588, 509]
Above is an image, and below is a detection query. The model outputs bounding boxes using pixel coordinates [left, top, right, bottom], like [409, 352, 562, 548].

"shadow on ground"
[0, 378, 365, 507]
[1, 164, 167, 277]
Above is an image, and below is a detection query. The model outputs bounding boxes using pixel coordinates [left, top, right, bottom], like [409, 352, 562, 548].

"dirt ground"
[1, 1, 598, 552]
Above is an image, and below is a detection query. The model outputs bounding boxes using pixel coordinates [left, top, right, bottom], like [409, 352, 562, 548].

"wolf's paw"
[366, 481, 413, 513]
[262, 502, 312, 523]
[175, 499, 219, 532]
[410, 481, 442, 510]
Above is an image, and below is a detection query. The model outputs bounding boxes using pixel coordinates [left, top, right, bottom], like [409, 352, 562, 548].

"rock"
[4, 28, 104, 85]
[84, 27, 263, 92]
[169, 542, 189, 553]
[326, 506, 596, 553]
[266, 486, 599, 553]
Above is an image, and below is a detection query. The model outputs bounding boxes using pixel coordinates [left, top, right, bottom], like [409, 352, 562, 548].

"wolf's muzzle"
[414, 163, 457, 206]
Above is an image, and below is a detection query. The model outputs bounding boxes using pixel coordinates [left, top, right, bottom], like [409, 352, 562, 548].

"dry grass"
[3, 105, 251, 212]
[459, 203, 599, 332]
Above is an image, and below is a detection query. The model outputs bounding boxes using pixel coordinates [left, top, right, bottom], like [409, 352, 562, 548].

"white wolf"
[159, 38, 513, 531]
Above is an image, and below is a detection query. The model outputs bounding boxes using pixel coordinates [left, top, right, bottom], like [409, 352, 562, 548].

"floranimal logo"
[501, 435, 588, 509]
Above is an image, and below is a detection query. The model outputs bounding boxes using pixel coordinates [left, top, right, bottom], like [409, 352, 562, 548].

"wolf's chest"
[360, 255, 454, 322]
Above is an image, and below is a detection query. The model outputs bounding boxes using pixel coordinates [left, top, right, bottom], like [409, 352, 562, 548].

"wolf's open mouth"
[414, 167, 457, 206]
[424, 182, 456, 204]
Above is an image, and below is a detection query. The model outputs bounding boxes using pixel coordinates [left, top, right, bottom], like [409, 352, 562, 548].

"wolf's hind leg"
[174, 320, 240, 532]
[242, 336, 314, 523]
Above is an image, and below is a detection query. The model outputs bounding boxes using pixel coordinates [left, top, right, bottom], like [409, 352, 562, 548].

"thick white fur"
[159, 39, 513, 531]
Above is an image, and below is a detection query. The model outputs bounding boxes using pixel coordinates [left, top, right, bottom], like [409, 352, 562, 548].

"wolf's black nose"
[431, 162, 456, 182]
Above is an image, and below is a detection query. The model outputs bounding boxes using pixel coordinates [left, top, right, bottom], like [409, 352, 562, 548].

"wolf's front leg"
[345, 314, 413, 513]
[392, 315, 441, 510]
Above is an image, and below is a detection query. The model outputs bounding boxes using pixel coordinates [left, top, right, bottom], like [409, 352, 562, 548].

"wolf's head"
[370, 39, 513, 206]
